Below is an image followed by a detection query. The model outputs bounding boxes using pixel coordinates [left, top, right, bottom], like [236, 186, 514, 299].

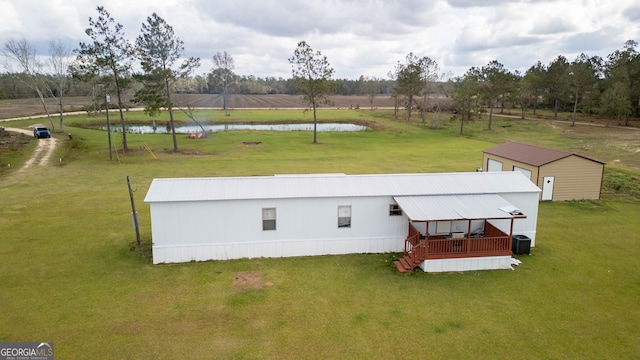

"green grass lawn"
[1, 109, 639, 359]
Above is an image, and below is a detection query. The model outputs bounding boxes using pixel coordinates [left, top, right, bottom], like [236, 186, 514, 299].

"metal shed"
[482, 141, 605, 201]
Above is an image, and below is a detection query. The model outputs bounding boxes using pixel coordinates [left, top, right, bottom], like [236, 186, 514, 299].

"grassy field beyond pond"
[0, 109, 639, 359]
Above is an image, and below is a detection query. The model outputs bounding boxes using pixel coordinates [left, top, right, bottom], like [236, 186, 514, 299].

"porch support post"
[509, 218, 514, 238]
[405, 220, 411, 256]
[509, 218, 515, 254]
[466, 219, 472, 255]
[425, 221, 429, 257]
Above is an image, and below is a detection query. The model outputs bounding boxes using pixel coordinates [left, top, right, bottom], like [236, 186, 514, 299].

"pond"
[102, 123, 369, 134]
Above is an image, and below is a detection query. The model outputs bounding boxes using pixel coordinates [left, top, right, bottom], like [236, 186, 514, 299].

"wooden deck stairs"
[394, 226, 426, 273]
[393, 254, 422, 273]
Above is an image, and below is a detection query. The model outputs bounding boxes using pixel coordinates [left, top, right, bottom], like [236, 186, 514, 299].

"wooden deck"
[394, 221, 512, 272]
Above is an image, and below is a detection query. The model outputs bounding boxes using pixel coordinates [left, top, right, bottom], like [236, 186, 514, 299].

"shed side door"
[541, 176, 555, 201]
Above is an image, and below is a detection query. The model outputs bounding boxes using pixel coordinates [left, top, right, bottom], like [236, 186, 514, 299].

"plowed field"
[0, 94, 409, 120]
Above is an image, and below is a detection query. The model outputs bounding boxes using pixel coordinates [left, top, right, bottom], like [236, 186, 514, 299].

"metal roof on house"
[393, 194, 520, 221]
[144, 172, 541, 203]
[483, 141, 604, 167]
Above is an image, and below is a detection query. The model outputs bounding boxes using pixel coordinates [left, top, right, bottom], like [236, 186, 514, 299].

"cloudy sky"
[1, 0, 639, 79]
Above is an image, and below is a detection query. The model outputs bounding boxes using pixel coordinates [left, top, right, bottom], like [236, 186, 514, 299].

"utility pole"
[106, 94, 112, 160]
[127, 176, 141, 246]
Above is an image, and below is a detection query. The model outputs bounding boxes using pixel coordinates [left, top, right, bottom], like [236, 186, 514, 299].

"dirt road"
[3, 127, 58, 173]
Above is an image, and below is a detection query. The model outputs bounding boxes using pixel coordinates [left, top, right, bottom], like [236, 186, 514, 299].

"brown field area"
[0, 94, 406, 120]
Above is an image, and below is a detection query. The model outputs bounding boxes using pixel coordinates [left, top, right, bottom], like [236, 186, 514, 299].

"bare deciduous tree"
[417, 57, 440, 126]
[49, 40, 72, 132]
[3, 37, 55, 130]
[209, 51, 235, 116]
[362, 76, 382, 110]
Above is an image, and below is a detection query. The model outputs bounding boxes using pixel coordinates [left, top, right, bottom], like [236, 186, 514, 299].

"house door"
[541, 176, 555, 200]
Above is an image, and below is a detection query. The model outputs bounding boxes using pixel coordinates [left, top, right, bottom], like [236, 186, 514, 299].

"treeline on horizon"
[2, 35, 639, 124]
[0, 72, 398, 99]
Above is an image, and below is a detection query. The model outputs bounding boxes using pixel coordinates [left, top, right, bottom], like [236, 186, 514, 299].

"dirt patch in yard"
[232, 271, 274, 290]
[233, 271, 265, 290]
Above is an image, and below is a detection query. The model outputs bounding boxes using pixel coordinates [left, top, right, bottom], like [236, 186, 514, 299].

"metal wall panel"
[420, 256, 513, 273]
[146, 172, 542, 264]
[150, 196, 408, 264]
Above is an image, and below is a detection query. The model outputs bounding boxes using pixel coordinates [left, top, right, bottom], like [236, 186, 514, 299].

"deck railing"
[404, 224, 425, 265]
[405, 221, 512, 261]
[424, 236, 510, 259]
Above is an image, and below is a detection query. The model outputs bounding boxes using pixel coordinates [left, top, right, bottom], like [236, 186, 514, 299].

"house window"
[389, 204, 402, 216]
[338, 206, 351, 228]
[262, 208, 276, 231]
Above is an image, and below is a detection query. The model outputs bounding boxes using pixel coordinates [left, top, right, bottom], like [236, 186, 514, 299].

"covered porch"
[393, 194, 527, 272]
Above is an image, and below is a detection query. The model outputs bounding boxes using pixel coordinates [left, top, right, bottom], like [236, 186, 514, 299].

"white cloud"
[1, 0, 638, 79]
[0, 1, 21, 34]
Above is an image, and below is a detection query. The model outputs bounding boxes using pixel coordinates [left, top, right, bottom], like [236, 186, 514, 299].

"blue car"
[33, 126, 51, 138]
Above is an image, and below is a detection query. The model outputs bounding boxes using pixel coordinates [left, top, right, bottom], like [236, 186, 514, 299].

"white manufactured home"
[144, 172, 541, 272]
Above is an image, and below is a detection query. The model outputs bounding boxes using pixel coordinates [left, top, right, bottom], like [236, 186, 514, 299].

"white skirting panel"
[152, 236, 404, 264]
[419, 256, 513, 273]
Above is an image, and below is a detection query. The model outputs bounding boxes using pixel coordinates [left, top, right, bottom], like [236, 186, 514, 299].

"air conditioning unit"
[512, 235, 531, 255]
